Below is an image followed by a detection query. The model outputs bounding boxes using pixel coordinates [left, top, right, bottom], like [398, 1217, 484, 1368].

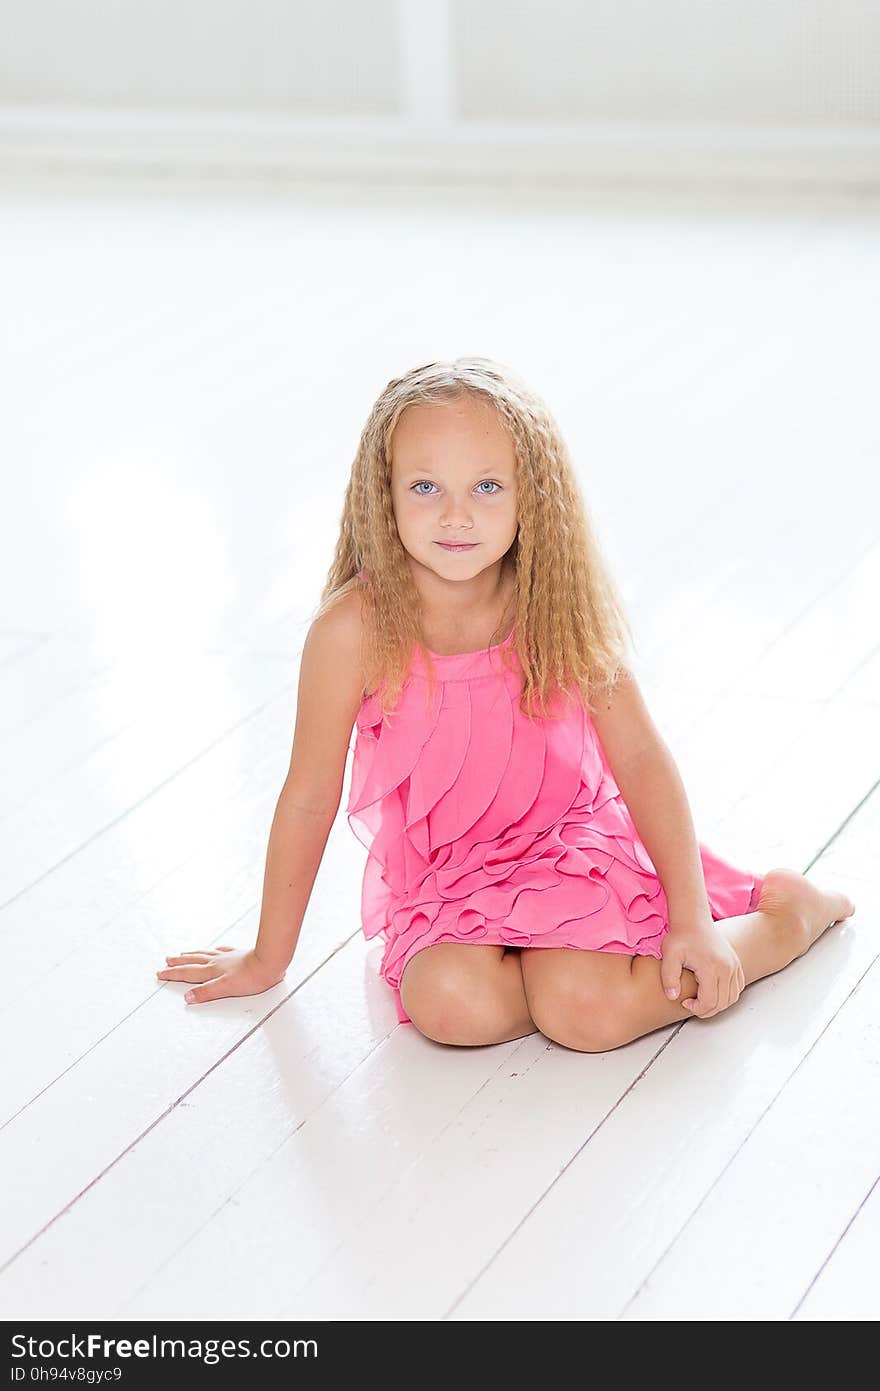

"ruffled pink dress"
[346, 625, 764, 1026]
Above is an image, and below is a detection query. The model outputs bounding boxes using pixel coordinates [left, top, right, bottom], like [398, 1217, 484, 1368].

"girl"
[157, 357, 855, 1051]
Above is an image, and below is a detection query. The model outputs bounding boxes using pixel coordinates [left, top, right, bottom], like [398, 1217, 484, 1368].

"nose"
[440, 498, 473, 528]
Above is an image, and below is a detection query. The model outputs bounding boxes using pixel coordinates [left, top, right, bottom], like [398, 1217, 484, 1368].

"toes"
[829, 892, 855, 922]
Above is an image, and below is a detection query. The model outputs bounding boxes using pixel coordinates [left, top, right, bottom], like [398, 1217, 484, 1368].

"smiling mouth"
[436, 541, 477, 547]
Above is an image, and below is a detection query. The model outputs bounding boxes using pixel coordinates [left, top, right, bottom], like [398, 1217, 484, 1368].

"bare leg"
[522, 868, 857, 1052]
[488, 949, 539, 1043]
[622, 867, 856, 1042]
[400, 942, 539, 1046]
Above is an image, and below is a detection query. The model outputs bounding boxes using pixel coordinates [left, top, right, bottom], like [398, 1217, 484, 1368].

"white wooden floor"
[1, 169, 878, 1322]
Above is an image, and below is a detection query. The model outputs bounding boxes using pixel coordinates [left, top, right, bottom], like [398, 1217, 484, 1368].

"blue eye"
[410, 480, 501, 495]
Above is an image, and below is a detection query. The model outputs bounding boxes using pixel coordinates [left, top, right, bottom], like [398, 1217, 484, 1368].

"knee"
[528, 979, 629, 1053]
[399, 960, 498, 1046]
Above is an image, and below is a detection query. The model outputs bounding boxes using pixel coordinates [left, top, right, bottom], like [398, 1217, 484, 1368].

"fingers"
[693, 985, 720, 1018]
[162, 946, 235, 965]
[156, 946, 238, 999]
[155, 946, 244, 1004]
[682, 975, 718, 1017]
[184, 977, 226, 1004]
[660, 947, 685, 1001]
[156, 964, 217, 982]
[683, 971, 745, 1019]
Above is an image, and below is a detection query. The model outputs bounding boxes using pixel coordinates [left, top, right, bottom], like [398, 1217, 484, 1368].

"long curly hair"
[313, 355, 635, 723]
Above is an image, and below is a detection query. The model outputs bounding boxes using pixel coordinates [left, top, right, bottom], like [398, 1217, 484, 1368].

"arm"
[157, 591, 366, 1003]
[252, 796, 338, 975]
[254, 592, 367, 973]
[591, 667, 744, 1015]
[591, 668, 709, 917]
[610, 745, 710, 920]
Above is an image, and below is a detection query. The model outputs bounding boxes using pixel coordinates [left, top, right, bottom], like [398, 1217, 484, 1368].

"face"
[389, 395, 518, 584]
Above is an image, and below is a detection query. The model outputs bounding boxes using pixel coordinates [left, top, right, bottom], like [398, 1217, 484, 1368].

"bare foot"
[756, 866, 856, 958]
[697, 867, 855, 1001]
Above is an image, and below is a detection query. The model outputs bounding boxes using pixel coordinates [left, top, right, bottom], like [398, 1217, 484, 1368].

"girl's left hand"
[660, 918, 745, 1019]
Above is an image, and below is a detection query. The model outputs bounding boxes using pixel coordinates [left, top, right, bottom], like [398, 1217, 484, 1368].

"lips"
[436, 541, 477, 549]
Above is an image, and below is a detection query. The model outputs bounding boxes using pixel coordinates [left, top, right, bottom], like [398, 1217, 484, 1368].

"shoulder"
[307, 582, 392, 701]
[283, 588, 370, 813]
[310, 584, 364, 646]
[305, 586, 367, 687]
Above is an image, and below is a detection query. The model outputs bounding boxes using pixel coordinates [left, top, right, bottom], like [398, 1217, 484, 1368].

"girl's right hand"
[156, 945, 286, 1005]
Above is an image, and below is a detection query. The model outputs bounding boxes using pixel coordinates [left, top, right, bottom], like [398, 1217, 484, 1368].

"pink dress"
[346, 626, 764, 1026]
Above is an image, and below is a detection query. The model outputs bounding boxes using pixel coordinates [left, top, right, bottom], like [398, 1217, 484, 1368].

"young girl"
[157, 356, 855, 1051]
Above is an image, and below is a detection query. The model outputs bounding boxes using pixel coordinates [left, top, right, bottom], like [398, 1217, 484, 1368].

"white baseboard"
[0, 107, 877, 190]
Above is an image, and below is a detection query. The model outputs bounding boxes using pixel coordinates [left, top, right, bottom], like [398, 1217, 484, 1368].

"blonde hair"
[314, 355, 635, 723]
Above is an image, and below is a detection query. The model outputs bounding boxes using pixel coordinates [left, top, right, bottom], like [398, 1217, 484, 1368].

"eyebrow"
[401, 467, 510, 479]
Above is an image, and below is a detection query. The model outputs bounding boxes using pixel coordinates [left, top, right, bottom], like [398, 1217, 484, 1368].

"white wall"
[454, 0, 880, 127]
[0, 0, 399, 115]
[0, 0, 877, 187]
